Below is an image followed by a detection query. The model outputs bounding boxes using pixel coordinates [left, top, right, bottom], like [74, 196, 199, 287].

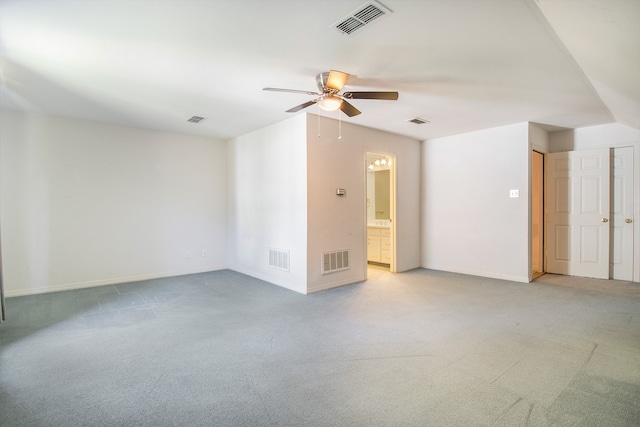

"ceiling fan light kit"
[318, 96, 342, 112]
[263, 70, 399, 118]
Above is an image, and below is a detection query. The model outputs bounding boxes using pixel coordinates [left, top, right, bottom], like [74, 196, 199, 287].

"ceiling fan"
[263, 70, 398, 117]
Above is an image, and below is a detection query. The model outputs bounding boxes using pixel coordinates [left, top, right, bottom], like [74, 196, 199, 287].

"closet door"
[546, 149, 610, 279]
[610, 147, 634, 281]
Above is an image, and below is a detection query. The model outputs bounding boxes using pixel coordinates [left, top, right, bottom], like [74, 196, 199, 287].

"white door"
[546, 149, 610, 279]
[610, 147, 635, 280]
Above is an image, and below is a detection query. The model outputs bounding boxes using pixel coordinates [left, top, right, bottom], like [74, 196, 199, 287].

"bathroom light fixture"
[368, 156, 392, 171]
[318, 95, 342, 112]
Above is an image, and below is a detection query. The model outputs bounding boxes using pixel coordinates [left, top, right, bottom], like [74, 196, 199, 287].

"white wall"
[529, 123, 550, 153]
[549, 123, 640, 282]
[0, 110, 228, 296]
[227, 115, 308, 293]
[10, 109, 630, 299]
[549, 123, 640, 152]
[1, 110, 416, 297]
[306, 114, 421, 293]
[422, 122, 531, 282]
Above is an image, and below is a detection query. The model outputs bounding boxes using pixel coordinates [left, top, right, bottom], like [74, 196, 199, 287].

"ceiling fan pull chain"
[338, 109, 342, 139]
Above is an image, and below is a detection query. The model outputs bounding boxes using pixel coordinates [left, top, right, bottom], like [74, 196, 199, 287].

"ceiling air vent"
[187, 116, 205, 123]
[334, 1, 392, 36]
[407, 117, 430, 125]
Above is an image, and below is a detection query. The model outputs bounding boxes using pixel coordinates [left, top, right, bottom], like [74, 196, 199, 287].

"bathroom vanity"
[367, 224, 391, 264]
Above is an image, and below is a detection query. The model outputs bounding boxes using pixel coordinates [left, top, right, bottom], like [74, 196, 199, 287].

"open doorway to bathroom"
[366, 152, 396, 274]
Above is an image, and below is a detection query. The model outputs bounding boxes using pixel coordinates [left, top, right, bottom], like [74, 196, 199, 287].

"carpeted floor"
[1, 268, 639, 426]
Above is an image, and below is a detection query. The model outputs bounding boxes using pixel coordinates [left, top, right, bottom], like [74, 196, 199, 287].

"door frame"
[531, 150, 544, 280]
[364, 151, 397, 276]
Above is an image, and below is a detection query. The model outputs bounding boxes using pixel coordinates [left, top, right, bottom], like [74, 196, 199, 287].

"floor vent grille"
[322, 249, 350, 274]
[269, 248, 290, 271]
[334, 1, 391, 36]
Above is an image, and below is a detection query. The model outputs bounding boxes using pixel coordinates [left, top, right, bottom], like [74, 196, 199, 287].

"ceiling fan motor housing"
[316, 72, 330, 92]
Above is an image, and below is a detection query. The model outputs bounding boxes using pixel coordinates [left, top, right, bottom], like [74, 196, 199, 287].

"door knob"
[601, 218, 609, 223]
[626, 218, 633, 223]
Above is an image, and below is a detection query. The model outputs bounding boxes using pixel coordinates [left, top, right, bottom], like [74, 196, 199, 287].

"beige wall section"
[227, 115, 308, 293]
[0, 110, 228, 296]
[306, 114, 421, 293]
[422, 122, 531, 282]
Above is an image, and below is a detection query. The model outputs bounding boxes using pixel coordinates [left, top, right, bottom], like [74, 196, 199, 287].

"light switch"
[510, 189, 519, 198]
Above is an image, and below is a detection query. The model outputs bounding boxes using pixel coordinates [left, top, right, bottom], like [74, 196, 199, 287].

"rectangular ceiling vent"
[187, 116, 205, 123]
[269, 248, 290, 272]
[334, 1, 391, 36]
[322, 249, 350, 274]
[407, 117, 430, 125]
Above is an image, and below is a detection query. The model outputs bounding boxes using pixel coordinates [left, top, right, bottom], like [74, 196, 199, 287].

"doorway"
[366, 152, 396, 273]
[531, 151, 544, 279]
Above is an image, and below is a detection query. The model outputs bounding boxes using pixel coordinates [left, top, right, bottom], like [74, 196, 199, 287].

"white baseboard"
[420, 264, 530, 283]
[228, 267, 307, 295]
[5, 265, 228, 297]
[307, 275, 366, 294]
[396, 262, 422, 273]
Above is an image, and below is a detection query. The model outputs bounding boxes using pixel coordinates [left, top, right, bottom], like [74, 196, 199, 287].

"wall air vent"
[322, 249, 350, 274]
[407, 117, 430, 125]
[187, 116, 206, 123]
[334, 1, 391, 36]
[269, 248, 290, 271]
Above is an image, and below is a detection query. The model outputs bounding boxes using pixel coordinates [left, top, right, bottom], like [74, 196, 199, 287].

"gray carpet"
[1, 268, 639, 426]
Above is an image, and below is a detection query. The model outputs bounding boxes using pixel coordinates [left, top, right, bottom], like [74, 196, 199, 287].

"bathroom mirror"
[374, 170, 390, 219]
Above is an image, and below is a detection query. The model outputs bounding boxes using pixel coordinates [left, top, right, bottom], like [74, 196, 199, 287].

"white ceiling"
[1, 0, 638, 141]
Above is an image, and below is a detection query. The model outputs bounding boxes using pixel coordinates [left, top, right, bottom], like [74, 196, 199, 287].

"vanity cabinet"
[367, 230, 381, 262]
[367, 226, 391, 265]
